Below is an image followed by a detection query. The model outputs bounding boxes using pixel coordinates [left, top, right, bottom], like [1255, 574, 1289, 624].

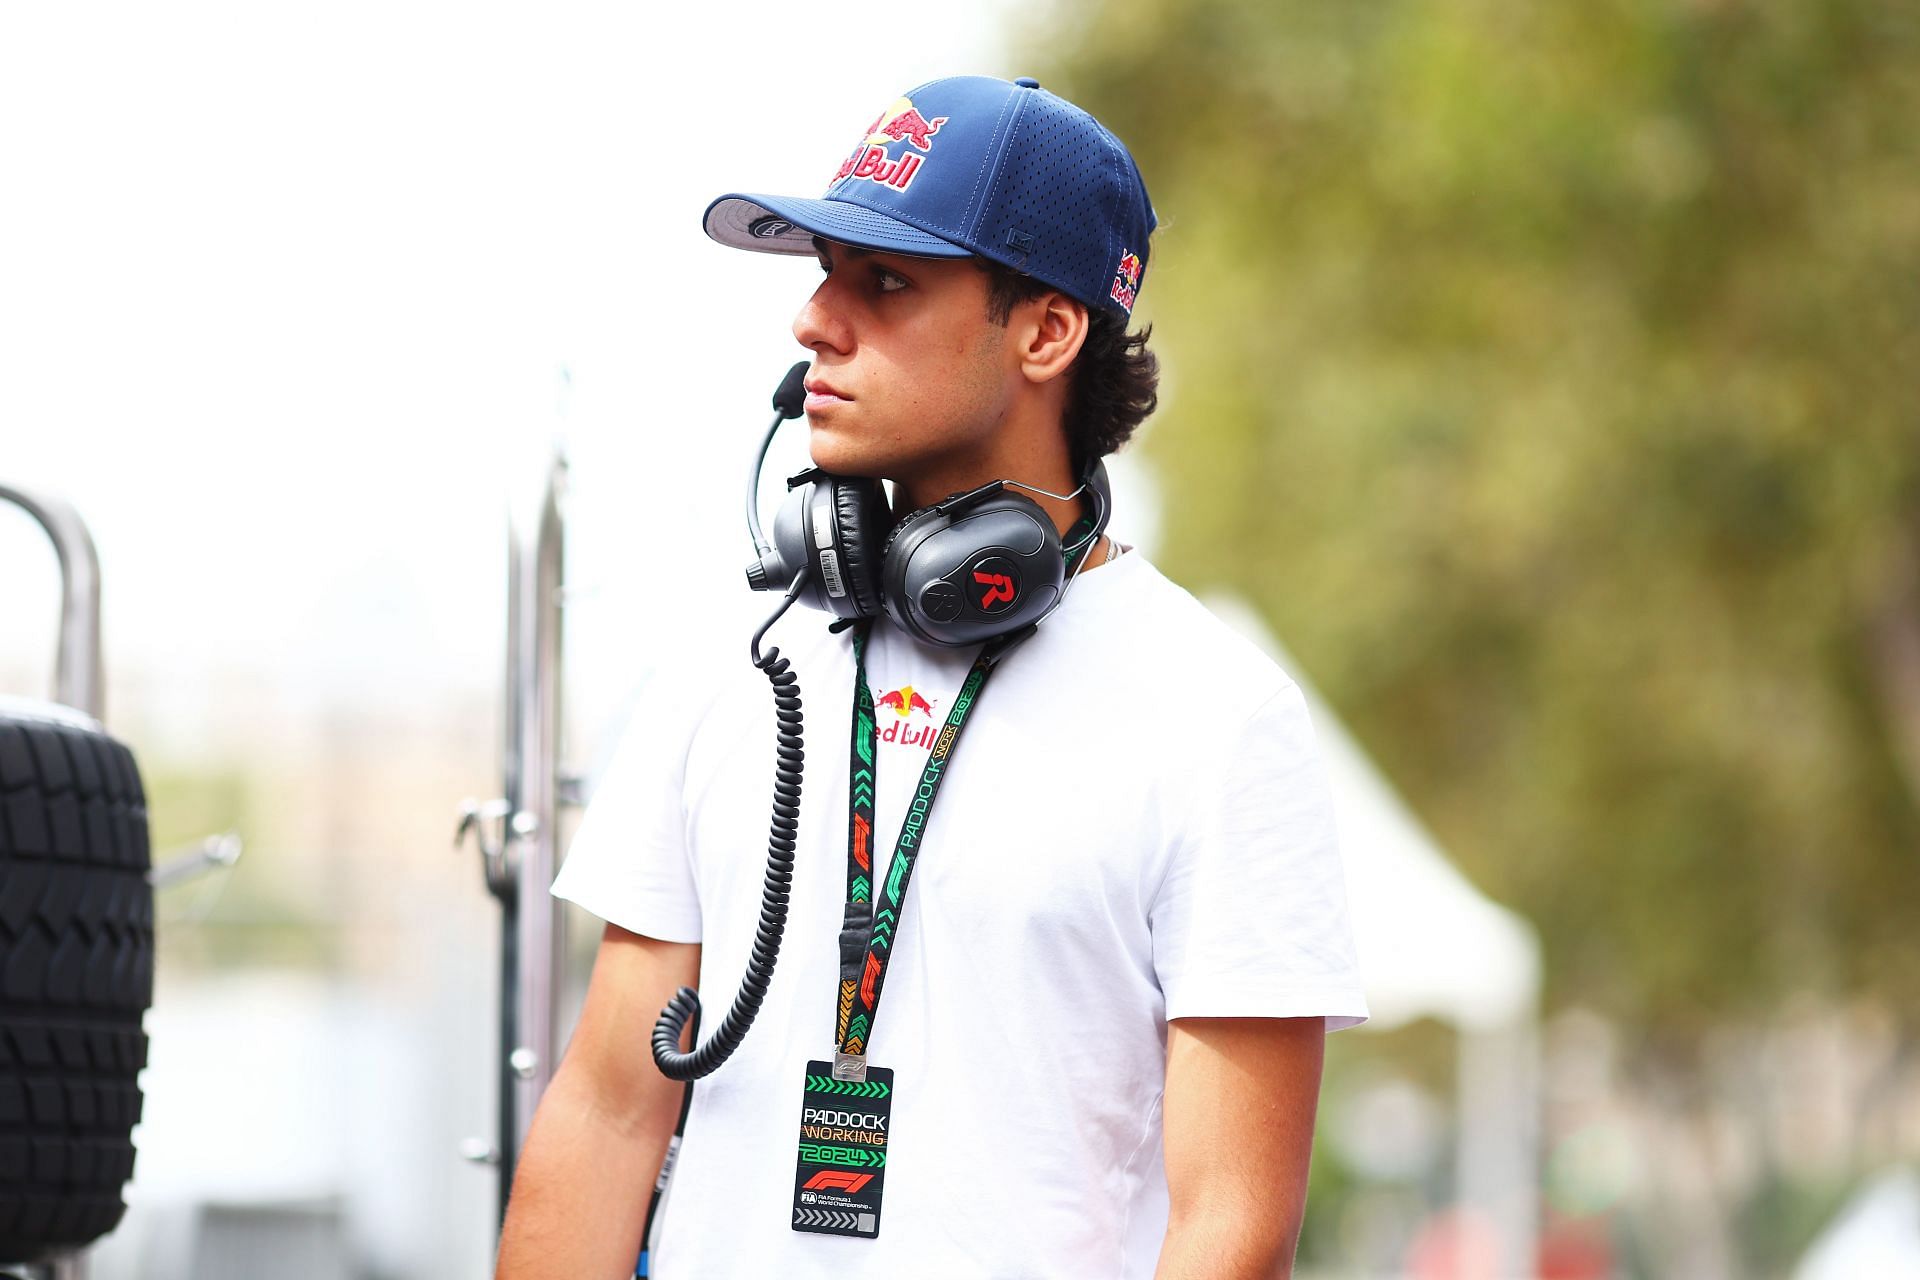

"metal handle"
[0, 482, 104, 721]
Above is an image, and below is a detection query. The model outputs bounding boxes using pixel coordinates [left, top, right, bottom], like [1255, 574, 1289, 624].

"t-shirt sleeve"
[1150, 680, 1369, 1031]
[549, 675, 708, 944]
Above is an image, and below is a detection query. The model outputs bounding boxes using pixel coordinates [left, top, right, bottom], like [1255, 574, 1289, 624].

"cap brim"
[704, 193, 973, 260]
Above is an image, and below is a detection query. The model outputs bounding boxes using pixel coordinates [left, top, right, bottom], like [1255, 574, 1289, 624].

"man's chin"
[805, 431, 893, 481]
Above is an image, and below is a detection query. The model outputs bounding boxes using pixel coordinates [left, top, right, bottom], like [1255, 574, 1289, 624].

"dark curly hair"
[978, 259, 1159, 472]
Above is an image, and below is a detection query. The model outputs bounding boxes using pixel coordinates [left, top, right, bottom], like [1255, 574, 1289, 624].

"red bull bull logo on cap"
[1109, 250, 1143, 313]
[831, 96, 949, 193]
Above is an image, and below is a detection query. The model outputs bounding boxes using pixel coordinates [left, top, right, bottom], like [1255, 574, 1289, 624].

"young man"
[498, 76, 1367, 1279]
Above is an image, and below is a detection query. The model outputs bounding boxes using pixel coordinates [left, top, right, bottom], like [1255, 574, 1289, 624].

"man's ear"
[1015, 292, 1089, 387]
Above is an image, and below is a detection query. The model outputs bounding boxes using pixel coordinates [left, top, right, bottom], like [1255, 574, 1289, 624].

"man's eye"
[876, 269, 908, 293]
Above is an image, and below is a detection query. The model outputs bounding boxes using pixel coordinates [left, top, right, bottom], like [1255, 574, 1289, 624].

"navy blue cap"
[705, 75, 1156, 320]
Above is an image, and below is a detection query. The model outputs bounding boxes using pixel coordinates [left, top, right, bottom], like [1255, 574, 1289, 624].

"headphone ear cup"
[878, 501, 937, 565]
[876, 502, 943, 632]
[830, 476, 888, 618]
[881, 490, 1064, 645]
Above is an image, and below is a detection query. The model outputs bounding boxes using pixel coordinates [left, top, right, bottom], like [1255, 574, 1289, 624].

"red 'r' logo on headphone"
[974, 571, 1016, 609]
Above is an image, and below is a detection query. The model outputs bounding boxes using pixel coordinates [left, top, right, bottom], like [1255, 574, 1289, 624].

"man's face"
[794, 237, 1018, 483]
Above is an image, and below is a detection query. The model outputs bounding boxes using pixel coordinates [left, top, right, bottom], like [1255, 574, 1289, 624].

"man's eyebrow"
[811, 235, 870, 261]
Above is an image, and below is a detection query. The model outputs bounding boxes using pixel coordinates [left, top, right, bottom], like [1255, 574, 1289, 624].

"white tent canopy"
[1201, 593, 1541, 1034]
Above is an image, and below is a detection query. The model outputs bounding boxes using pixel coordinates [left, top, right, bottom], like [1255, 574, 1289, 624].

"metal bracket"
[148, 831, 243, 890]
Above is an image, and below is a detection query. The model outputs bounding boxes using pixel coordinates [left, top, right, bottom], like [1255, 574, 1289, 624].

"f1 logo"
[803, 1170, 874, 1193]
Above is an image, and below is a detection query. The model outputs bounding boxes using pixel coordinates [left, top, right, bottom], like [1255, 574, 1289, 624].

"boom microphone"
[772, 360, 809, 420]
[746, 361, 813, 586]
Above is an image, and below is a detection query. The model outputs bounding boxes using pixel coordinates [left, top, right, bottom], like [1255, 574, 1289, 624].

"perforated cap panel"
[702, 76, 1157, 320]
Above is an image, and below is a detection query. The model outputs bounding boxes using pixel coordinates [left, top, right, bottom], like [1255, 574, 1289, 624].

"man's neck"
[884, 383, 1116, 567]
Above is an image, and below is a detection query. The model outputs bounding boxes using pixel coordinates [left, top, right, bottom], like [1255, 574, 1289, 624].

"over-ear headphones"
[748, 457, 1111, 647]
[743, 371, 1113, 649]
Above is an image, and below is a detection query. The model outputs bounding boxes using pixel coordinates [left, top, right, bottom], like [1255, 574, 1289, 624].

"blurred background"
[3, 1, 1917, 1277]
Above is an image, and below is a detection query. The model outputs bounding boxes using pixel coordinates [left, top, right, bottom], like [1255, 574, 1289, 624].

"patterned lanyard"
[832, 621, 1002, 1076]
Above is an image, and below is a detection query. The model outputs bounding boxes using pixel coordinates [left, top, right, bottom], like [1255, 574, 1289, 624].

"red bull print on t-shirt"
[873, 684, 939, 750]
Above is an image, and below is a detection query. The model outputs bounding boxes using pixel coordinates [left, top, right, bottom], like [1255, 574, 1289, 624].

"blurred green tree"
[1029, 0, 1920, 1028]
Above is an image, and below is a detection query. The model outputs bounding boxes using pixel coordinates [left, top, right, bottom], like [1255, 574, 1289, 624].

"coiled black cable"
[651, 572, 809, 1080]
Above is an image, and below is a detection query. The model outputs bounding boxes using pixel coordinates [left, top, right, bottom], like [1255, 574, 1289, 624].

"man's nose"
[793, 279, 853, 355]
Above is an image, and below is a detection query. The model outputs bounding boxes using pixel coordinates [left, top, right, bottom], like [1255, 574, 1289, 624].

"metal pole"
[455, 449, 576, 1230]
[500, 450, 570, 1216]
[0, 483, 103, 720]
[1456, 1018, 1541, 1278]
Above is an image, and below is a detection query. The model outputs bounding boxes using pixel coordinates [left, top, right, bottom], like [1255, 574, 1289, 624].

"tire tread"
[0, 712, 152, 1261]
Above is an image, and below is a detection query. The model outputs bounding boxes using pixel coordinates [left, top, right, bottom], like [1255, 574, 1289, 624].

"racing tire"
[0, 700, 153, 1263]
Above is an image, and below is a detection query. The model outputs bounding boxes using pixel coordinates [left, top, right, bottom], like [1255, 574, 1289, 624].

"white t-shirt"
[552, 547, 1368, 1278]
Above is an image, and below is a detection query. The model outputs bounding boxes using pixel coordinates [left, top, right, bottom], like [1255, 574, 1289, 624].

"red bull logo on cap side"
[1109, 250, 1143, 313]
[831, 96, 949, 193]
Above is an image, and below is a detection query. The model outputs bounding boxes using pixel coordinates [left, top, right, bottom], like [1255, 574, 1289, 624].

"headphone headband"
[744, 364, 1111, 647]
[751, 460, 1111, 647]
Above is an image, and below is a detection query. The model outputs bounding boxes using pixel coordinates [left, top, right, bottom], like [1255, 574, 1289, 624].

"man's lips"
[804, 378, 852, 413]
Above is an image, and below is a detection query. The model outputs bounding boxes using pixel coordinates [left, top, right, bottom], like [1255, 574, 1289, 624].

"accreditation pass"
[791, 1060, 893, 1238]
